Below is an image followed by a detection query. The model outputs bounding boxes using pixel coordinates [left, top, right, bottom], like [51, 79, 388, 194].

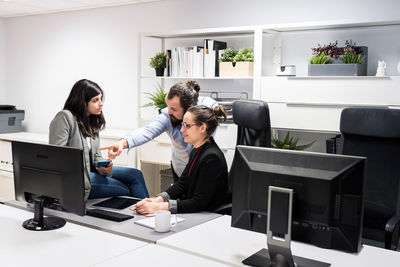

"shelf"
[143, 19, 400, 39]
[286, 76, 393, 80]
[143, 25, 256, 39]
[140, 76, 253, 80]
[262, 19, 400, 33]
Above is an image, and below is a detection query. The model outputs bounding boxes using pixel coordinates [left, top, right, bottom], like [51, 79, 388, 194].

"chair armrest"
[385, 215, 400, 250]
[210, 203, 232, 215]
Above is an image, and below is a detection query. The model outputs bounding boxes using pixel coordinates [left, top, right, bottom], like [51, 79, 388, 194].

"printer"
[0, 105, 25, 133]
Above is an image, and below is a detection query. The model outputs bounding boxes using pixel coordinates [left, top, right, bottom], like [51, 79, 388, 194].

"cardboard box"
[219, 62, 254, 77]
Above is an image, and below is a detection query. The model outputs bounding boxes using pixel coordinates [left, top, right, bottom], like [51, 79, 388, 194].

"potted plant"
[142, 83, 167, 113]
[308, 40, 368, 76]
[271, 132, 315, 150]
[149, 52, 167, 76]
[219, 47, 254, 77]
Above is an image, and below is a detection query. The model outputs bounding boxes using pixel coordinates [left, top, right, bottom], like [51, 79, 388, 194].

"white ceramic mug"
[154, 210, 177, 232]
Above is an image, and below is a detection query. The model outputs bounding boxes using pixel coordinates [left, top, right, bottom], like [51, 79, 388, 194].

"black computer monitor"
[231, 145, 365, 254]
[12, 141, 86, 231]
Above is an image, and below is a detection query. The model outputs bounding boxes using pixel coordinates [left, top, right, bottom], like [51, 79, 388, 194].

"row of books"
[166, 39, 227, 77]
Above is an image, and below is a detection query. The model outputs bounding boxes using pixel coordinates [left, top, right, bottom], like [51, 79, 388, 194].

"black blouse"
[165, 137, 228, 213]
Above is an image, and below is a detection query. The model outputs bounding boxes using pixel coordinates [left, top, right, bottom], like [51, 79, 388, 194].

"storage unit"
[139, 20, 400, 133]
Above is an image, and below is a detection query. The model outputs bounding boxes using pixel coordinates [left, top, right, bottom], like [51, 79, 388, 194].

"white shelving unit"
[137, 19, 400, 195]
[139, 19, 400, 130]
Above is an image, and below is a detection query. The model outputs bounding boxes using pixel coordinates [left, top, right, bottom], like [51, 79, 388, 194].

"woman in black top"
[134, 105, 228, 214]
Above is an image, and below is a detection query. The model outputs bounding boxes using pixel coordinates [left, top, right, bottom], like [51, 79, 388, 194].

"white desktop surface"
[6, 199, 221, 244]
[158, 215, 400, 267]
[0, 204, 148, 267]
[94, 244, 230, 266]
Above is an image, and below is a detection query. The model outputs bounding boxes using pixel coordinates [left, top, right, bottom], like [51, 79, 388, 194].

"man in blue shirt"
[105, 80, 216, 179]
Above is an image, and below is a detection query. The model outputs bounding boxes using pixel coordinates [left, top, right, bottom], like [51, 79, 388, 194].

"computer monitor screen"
[12, 141, 85, 231]
[231, 145, 365, 253]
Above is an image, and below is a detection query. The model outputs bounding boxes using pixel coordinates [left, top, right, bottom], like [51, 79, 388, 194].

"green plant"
[310, 40, 365, 64]
[340, 50, 364, 64]
[309, 51, 330, 64]
[149, 52, 167, 69]
[142, 83, 167, 109]
[271, 132, 315, 150]
[219, 48, 237, 62]
[233, 48, 254, 62]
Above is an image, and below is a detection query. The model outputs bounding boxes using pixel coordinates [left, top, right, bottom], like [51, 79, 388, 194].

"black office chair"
[232, 99, 271, 147]
[339, 107, 400, 250]
[213, 99, 271, 215]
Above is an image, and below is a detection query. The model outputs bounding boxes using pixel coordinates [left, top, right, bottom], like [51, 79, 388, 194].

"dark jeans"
[88, 166, 149, 199]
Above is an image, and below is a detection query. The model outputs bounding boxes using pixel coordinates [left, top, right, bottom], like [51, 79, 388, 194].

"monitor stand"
[23, 197, 66, 231]
[242, 186, 330, 267]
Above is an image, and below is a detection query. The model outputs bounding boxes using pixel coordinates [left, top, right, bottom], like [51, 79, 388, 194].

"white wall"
[4, 0, 400, 133]
[0, 18, 5, 103]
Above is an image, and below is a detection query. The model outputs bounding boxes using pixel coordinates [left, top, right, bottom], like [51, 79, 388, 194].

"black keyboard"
[86, 208, 134, 222]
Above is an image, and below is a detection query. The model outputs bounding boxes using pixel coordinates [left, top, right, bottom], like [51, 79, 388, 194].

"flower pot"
[219, 62, 254, 77]
[308, 46, 368, 76]
[308, 63, 367, 76]
[155, 68, 165, 77]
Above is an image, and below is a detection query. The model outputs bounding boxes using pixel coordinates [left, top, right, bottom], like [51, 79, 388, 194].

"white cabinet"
[0, 140, 13, 172]
[260, 76, 400, 132]
[0, 140, 13, 202]
[0, 170, 13, 203]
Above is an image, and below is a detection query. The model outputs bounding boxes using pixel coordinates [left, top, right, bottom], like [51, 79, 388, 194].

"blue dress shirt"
[124, 96, 217, 176]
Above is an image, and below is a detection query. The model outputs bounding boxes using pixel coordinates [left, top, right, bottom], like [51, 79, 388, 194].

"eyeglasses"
[181, 121, 198, 129]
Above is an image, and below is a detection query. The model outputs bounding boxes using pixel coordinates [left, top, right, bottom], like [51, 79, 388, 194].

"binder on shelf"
[166, 49, 172, 77]
[203, 39, 227, 77]
[192, 45, 204, 77]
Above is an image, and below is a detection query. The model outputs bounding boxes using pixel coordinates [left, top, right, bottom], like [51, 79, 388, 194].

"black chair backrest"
[232, 99, 271, 147]
[339, 107, 400, 233]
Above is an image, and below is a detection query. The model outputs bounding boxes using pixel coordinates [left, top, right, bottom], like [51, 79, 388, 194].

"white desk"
[6, 199, 221, 244]
[0, 204, 148, 267]
[158, 215, 400, 267]
[94, 244, 230, 266]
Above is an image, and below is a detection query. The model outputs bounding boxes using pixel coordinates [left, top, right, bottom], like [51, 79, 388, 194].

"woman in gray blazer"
[49, 79, 149, 200]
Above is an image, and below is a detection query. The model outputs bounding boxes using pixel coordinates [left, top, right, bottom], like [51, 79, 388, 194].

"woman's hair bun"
[186, 80, 200, 93]
[213, 105, 227, 123]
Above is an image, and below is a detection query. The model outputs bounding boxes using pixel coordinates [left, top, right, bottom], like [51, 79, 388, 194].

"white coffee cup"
[154, 210, 177, 232]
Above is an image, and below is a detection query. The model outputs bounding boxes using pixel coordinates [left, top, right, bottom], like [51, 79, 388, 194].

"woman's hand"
[133, 197, 167, 215]
[97, 161, 113, 176]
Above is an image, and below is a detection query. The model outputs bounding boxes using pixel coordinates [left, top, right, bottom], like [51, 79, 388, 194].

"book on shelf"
[203, 39, 227, 77]
[166, 49, 172, 77]
[166, 39, 226, 78]
[167, 46, 202, 77]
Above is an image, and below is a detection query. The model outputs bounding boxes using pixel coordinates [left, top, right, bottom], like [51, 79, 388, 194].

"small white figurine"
[376, 60, 386, 77]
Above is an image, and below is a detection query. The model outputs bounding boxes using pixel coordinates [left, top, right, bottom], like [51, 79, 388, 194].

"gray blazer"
[49, 110, 104, 200]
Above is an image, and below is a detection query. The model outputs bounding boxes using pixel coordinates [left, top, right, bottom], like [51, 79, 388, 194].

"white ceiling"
[0, 0, 163, 18]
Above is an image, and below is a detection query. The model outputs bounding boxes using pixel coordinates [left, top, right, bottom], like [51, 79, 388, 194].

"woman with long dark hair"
[134, 105, 228, 214]
[49, 79, 149, 200]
